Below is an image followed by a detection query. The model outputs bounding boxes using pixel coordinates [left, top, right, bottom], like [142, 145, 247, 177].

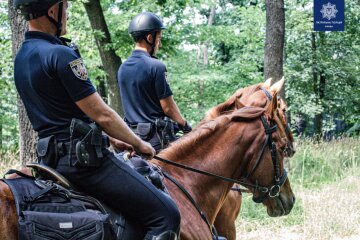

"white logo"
[320, 2, 338, 20]
[59, 222, 73, 229]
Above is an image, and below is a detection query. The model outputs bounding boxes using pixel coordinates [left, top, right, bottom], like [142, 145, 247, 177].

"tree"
[8, 0, 37, 164]
[83, 0, 123, 115]
[264, 0, 285, 97]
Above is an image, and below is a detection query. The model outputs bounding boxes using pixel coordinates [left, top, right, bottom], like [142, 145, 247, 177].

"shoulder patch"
[69, 58, 88, 81]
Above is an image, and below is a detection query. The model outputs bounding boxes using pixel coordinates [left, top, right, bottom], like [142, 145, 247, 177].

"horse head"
[205, 77, 295, 158]
[201, 78, 295, 217]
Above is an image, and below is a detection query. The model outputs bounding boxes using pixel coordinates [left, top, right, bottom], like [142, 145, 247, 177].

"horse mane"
[160, 107, 265, 160]
[204, 84, 263, 120]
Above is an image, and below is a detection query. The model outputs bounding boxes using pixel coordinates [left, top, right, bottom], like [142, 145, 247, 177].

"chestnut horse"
[0, 81, 295, 240]
[207, 78, 296, 240]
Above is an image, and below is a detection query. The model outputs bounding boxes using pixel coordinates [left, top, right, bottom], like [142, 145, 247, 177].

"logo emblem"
[69, 58, 88, 81]
[320, 2, 338, 20]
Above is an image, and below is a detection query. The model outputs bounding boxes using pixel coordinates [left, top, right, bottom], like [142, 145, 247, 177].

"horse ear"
[263, 78, 272, 89]
[266, 93, 278, 118]
[269, 77, 285, 94]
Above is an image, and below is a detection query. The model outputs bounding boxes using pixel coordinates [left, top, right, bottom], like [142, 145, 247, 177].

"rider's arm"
[160, 96, 186, 127]
[75, 92, 155, 158]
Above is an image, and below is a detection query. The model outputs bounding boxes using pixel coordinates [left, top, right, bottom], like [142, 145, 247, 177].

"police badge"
[69, 58, 88, 81]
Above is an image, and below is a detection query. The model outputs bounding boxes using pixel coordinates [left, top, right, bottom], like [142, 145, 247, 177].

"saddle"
[3, 154, 169, 240]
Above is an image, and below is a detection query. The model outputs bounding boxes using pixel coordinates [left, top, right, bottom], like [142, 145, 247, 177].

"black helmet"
[13, 0, 63, 20]
[128, 12, 166, 38]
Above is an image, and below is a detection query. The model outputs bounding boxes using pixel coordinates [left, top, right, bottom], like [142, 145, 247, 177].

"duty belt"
[57, 137, 110, 157]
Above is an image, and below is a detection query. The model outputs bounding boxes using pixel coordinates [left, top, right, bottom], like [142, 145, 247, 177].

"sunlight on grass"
[235, 137, 360, 239]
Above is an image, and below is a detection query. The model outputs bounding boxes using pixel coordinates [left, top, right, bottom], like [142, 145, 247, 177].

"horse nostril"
[292, 196, 296, 204]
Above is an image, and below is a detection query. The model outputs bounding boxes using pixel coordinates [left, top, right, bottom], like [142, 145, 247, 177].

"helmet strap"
[143, 31, 157, 56]
[46, 1, 63, 37]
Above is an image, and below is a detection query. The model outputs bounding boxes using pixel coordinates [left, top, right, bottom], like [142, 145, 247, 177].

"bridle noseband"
[245, 114, 288, 203]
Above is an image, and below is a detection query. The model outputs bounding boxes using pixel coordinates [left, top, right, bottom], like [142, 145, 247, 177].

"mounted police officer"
[13, 1, 180, 239]
[118, 12, 192, 153]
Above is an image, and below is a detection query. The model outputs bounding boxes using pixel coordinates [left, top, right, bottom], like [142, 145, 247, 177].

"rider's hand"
[109, 137, 134, 153]
[180, 121, 192, 133]
[134, 140, 155, 160]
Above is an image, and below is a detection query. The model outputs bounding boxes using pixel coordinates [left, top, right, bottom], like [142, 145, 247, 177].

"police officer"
[118, 12, 192, 152]
[13, 1, 180, 239]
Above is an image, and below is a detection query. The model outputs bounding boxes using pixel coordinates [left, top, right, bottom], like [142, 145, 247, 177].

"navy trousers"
[56, 149, 180, 239]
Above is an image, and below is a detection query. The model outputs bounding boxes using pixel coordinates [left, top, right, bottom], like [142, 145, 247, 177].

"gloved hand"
[179, 121, 192, 133]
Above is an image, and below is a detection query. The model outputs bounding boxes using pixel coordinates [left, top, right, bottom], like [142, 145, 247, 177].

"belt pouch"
[136, 123, 154, 141]
[36, 135, 58, 168]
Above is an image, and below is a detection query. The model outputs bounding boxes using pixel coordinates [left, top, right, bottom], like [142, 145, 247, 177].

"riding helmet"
[14, 0, 64, 20]
[128, 12, 166, 39]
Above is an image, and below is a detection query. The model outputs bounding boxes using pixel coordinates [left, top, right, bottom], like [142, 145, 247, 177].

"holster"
[155, 117, 176, 146]
[36, 136, 59, 169]
[70, 119, 108, 168]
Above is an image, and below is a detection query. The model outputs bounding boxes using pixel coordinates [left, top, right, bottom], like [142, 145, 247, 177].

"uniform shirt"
[117, 50, 173, 124]
[14, 31, 96, 139]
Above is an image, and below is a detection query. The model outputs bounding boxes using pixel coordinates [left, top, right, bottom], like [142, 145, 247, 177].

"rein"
[154, 155, 269, 193]
[155, 111, 287, 238]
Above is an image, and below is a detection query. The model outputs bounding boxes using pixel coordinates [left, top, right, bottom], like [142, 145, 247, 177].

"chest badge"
[69, 58, 88, 81]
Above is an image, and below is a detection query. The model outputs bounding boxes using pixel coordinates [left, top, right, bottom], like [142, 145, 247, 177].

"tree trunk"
[8, 0, 38, 164]
[264, 0, 285, 98]
[203, 6, 216, 65]
[83, 0, 123, 115]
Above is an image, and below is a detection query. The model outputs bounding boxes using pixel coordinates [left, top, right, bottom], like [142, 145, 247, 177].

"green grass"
[236, 137, 360, 239]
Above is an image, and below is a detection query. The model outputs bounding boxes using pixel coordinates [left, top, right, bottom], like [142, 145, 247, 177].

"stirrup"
[152, 231, 177, 240]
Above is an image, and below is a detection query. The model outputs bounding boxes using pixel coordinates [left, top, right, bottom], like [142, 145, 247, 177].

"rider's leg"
[56, 149, 180, 239]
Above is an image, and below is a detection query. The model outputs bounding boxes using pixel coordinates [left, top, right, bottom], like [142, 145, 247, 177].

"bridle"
[154, 87, 290, 202]
[245, 114, 288, 203]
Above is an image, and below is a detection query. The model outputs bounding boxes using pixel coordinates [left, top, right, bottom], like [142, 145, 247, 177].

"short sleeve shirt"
[14, 31, 96, 139]
[117, 50, 173, 124]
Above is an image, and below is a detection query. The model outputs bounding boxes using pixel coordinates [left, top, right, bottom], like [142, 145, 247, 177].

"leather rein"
[154, 110, 288, 239]
[154, 112, 288, 203]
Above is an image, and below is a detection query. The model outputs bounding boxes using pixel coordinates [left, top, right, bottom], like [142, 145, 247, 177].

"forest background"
[0, 0, 360, 239]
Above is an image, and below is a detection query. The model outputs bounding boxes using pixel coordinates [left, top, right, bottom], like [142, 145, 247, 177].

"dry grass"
[0, 150, 21, 176]
[235, 137, 360, 240]
[236, 176, 360, 239]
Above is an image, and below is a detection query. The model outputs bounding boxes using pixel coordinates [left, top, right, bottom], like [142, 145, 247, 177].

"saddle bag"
[13, 180, 114, 240]
[136, 123, 154, 141]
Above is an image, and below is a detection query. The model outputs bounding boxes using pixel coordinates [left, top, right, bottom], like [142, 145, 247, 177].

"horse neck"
[158, 117, 263, 222]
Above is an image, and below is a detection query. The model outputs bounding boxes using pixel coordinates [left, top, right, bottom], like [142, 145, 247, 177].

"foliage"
[285, 0, 360, 134]
[0, 2, 18, 149]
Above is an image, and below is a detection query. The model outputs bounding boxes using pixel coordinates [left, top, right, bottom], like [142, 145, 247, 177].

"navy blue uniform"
[14, 31, 180, 239]
[118, 50, 173, 124]
[14, 31, 95, 139]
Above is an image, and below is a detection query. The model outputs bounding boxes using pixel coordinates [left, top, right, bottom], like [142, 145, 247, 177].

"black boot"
[152, 231, 177, 240]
